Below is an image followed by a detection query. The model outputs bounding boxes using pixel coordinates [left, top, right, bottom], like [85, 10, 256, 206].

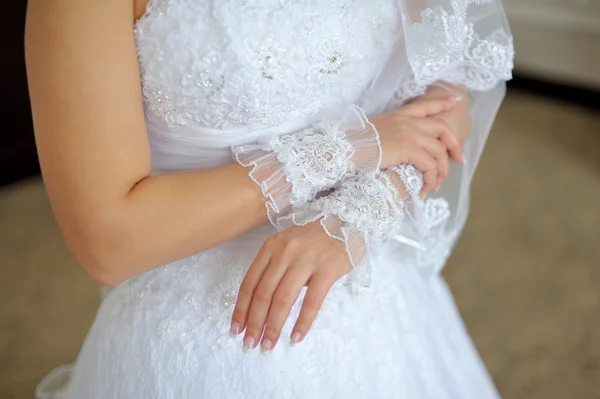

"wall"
[504, 0, 600, 89]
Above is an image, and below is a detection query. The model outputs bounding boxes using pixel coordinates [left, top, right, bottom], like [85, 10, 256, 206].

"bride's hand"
[371, 97, 465, 194]
[230, 222, 351, 354]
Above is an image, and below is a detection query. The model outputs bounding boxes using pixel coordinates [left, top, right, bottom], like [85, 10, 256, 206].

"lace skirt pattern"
[37, 226, 499, 399]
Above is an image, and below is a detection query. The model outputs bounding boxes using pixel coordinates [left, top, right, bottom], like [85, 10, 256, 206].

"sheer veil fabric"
[360, 0, 513, 276]
[37, 0, 513, 398]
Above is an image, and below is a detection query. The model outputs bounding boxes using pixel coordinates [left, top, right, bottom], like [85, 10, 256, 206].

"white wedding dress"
[37, 0, 514, 398]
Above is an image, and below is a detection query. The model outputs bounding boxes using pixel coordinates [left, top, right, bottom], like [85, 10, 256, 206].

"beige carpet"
[1, 91, 599, 399]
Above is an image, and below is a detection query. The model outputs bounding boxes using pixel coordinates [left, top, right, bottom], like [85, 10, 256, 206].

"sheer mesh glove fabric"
[277, 165, 450, 288]
[232, 105, 382, 225]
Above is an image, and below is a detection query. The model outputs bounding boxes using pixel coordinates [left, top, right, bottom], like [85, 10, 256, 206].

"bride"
[26, 0, 513, 397]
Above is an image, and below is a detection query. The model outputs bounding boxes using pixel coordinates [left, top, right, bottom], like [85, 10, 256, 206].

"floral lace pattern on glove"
[269, 125, 356, 206]
[233, 105, 381, 225]
[279, 165, 452, 288]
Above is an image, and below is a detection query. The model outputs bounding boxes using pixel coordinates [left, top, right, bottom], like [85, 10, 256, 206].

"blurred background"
[1, 1, 599, 398]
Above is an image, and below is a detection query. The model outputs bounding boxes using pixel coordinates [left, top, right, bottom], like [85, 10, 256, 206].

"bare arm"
[26, 0, 268, 286]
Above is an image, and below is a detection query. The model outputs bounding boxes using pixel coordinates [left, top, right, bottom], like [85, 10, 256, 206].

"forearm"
[26, 0, 281, 286]
[68, 163, 267, 286]
[69, 105, 381, 286]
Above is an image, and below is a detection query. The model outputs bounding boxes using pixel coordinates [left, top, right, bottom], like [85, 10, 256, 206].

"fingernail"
[229, 322, 241, 339]
[243, 336, 255, 353]
[260, 339, 273, 355]
[450, 95, 463, 101]
[290, 332, 302, 347]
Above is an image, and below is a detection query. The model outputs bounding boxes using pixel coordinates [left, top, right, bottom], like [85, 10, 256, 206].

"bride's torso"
[97, 0, 404, 335]
[101, 0, 407, 318]
[134, 0, 399, 172]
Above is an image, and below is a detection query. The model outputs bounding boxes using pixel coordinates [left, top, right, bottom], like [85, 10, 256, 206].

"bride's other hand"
[230, 222, 351, 354]
[371, 97, 464, 195]
[410, 84, 472, 146]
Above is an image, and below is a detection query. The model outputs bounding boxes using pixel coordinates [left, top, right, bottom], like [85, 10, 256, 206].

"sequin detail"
[401, 2, 511, 96]
[233, 104, 382, 226]
[270, 125, 356, 206]
[280, 165, 451, 287]
[134, 0, 398, 127]
[308, 171, 407, 247]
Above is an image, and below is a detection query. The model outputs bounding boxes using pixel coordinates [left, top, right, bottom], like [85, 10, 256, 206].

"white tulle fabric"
[279, 166, 450, 288]
[232, 105, 381, 224]
[37, 0, 513, 398]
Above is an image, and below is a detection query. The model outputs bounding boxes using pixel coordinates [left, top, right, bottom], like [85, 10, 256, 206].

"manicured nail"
[260, 339, 273, 355]
[229, 322, 241, 339]
[290, 332, 302, 347]
[451, 95, 463, 101]
[243, 336, 255, 353]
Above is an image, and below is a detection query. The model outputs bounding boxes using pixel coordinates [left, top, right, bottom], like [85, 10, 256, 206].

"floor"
[0, 91, 599, 399]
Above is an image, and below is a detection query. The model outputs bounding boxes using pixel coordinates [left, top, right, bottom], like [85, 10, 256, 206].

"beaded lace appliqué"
[134, 0, 397, 128]
[233, 104, 382, 226]
[271, 124, 356, 206]
[389, 165, 422, 197]
[281, 164, 453, 287]
[310, 172, 403, 246]
[389, 0, 514, 106]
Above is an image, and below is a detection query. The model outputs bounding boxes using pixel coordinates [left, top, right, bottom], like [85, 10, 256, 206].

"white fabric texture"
[278, 165, 450, 288]
[37, 0, 513, 398]
[232, 104, 382, 225]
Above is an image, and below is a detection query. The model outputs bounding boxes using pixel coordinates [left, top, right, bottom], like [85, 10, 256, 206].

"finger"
[260, 267, 311, 354]
[290, 271, 336, 346]
[230, 240, 272, 339]
[406, 148, 437, 195]
[413, 118, 463, 163]
[421, 164, 439, 196]
[398, 142, 436, 172]
[432, 118, 464, 163]
[420, 136, 450, 190]
[242, 252, 292, 353]
[397, 97, 457, 118]
[436, 151, 450, 190]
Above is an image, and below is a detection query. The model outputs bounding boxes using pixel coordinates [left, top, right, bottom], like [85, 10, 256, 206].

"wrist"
[343, 109, 382, 171]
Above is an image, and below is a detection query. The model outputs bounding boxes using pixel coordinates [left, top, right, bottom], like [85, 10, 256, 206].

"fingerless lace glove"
[232, 105, 381, 225]
[278, 165, 450, 288]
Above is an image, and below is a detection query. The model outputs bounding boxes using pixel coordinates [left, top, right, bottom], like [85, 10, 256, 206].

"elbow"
[63, 220, 134, 287]
[84, 267, 122, 288]
[78, 256, 125, 287]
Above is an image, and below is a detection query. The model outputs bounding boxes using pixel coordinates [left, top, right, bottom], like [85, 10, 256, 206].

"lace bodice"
[135, 0, 398, 129]
[133, 0, 513, 275]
